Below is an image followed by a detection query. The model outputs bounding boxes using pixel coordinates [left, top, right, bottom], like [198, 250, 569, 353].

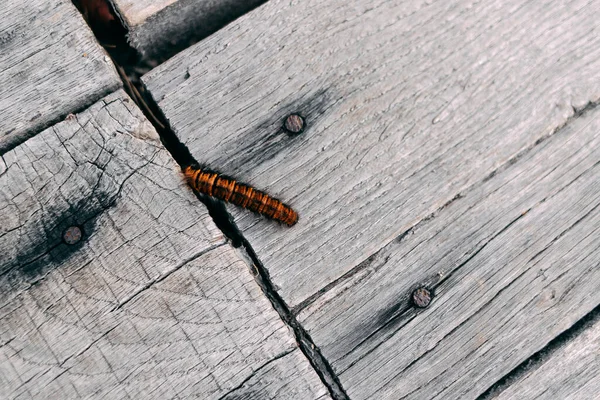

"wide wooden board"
[0, 91, 329, 399]
[296, 104, 600, 398]
[0, 0, 121, 153]
[110, 0, 264, 60]
[143, 0, 600, 310]
[493, 316, 600, 399]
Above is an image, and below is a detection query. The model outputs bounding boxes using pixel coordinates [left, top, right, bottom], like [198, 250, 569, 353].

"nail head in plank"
[0, 0, 121, 154]
[0, 90, 329, 399]
[143, 0, 600, 309]
[109, 0, 265, 60]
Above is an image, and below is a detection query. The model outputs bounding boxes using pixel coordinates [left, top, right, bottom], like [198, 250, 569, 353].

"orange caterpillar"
[183, 166, 298, 226]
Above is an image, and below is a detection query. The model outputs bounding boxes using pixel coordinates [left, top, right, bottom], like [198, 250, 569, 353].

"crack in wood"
[477, 303, 600, 399]
[234, 244, 350, 400]
[111, 242, 226, 311]
[215, 348, 295, 400]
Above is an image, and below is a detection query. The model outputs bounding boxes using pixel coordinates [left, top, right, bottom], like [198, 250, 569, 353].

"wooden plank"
[0, 90, 330, 399]
[493, 316, 600, 399]
[219, 349, 333, 400]
[110, 0, 265, 60]
[0, 0, 121, 153]
[296, 105, 600, 398]
[142, 0, 600, 310]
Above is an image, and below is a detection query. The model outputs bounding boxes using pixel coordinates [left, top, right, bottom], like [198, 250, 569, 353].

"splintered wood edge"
[111, 0, 265, 59]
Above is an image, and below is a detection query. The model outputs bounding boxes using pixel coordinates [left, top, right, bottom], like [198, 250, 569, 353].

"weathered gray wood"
[0, 0, 121, 153]
[296, 105, 600, 399]
[0, 90, 329, 399]
[110, 0, 264, 60]
[219, 349, 333, 400]
[493, 317, 600, 399]
[143, 0, 600, 310]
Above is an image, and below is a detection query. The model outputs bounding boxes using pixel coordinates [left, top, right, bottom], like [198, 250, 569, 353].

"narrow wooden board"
[143, 0, 600, 309]
[296, 104, 600, 398]
[0, 0, 121, 153]
[0, 90, 329, 399]
[493, 316, 600, 399]
[110, 0, 264, 60]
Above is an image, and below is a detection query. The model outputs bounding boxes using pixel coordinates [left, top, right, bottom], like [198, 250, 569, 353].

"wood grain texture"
[219, 349, 333, 400]
[493, 316, 600, 400]
[0, 90, 329, 400]
[143, 0, 600, 309]
[296, 104, 600, 399]
[0, 0, 121, 154]
[110, 0, 264, 60]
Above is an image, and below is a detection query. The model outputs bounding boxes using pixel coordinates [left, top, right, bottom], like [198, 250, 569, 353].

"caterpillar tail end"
[283, 208, 299, 227]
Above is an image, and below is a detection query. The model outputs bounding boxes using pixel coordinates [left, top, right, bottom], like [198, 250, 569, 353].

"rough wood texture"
[143, 0, 600, 310]
[219, 349, 333, 400]
[296, 105, 600, 399]
[493, 316, 600, 399]
[0, 90, 329, 399]
[110, 0, 264, 60]
[0, 0, 121, 154]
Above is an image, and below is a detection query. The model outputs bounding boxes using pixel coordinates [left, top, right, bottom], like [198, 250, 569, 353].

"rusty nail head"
[412, 287, 432, 308]
[284, 114, 305, 134]
[63, 226, 83, 245]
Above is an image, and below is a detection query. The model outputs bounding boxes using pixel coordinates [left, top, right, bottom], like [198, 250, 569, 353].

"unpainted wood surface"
[297, 104, 600, 399]
[0, 0, 121, 154]
[0, 91, 329, 399]
[219, 349, 333, 400]
[111, 0, 264, 60]
[493, 316, 600, 399]
[143, 0, 600, 310]
[112, 0, 178, 24]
